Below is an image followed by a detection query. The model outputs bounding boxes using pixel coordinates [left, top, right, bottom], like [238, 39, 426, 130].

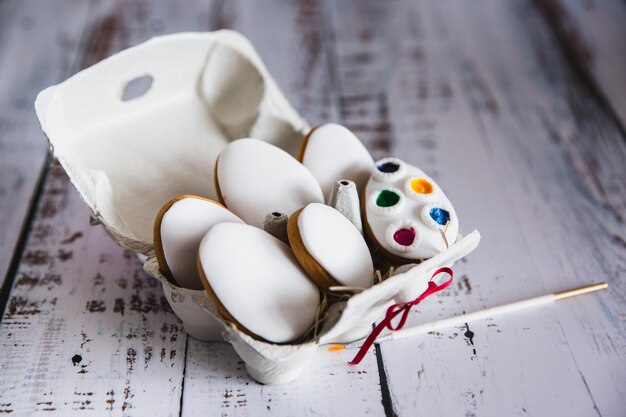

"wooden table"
[1, 1, 624, 416]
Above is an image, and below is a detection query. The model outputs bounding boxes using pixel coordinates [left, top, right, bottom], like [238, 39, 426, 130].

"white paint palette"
[364, 157, 460, 262]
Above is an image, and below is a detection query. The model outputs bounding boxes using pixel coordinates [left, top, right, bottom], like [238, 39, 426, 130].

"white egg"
[296, 203, 373, 289]
[300, 123, 374, 200]
[364, 158, 459, 260]
[198, 223, 320, 344]
[154, 195, 243, 290]
[216, 139, 324, 228]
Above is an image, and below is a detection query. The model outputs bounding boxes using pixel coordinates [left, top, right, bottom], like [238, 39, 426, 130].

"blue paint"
[429, 208, 450, 225]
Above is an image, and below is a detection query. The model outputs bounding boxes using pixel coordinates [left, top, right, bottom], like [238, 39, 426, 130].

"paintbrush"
[327, 282, 608, 351]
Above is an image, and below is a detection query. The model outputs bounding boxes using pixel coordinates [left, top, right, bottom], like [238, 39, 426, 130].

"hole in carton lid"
[121, 74, 153, 101]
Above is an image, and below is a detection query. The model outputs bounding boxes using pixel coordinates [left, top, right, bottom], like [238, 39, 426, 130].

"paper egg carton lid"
[35, 30, 309, 254]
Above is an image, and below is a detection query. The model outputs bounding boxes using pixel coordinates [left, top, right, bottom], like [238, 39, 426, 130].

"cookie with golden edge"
[287, 203, 374, 293]
[298, 123, 374, 201]
[196, 253, 264, 342]
[196, 222, 321, 344]
[213, 155, 226, 206]
[153, 195, 243, 290]
[214, 138, 324, 228]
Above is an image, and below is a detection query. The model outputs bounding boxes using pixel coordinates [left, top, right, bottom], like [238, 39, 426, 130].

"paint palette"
[363, 157, 459, 262]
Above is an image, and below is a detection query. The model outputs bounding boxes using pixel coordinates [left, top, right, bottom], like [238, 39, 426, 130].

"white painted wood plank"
[461, 3, 626, 414]
[210, 0, 341, 126]
[328, 0, 625, 416]
[539, 0, 626, 127]
[0, 0, 91, 290]
[0, 165, 187, 416]
[179, 2, 386, 415]
[0, 1, 215, 415]
[183, 339, 383, 416]
[3, 1, 622, 416]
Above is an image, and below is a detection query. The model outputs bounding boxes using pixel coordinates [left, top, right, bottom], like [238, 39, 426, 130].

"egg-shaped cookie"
[299, 123, 374, 200]
[288, 203, 374, 292]
[197, 223, 320, 344]
[363, 158, 459, 262]
[154, 195, 243, 290]
[215, 139, 324, 228]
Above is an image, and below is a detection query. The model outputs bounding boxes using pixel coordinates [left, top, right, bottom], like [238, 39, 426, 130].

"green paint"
[376, 190, 400, 207]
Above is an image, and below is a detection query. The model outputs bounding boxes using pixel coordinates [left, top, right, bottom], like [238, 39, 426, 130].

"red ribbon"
[349, 267, 454, 365]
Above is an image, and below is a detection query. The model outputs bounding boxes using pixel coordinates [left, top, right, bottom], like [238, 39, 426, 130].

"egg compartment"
[35, 31, 480, 385]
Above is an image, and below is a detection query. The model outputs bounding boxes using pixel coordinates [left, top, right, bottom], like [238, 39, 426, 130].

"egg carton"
[35, 30, 480, 384]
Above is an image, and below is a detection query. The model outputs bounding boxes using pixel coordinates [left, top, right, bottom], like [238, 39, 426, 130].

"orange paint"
[327, 345, 346, 352]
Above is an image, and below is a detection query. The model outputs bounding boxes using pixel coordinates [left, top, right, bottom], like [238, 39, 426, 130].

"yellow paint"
[410, 178, 433, 194]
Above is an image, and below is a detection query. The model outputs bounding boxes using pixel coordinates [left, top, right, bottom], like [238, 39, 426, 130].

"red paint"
[393, 227, 415, 246]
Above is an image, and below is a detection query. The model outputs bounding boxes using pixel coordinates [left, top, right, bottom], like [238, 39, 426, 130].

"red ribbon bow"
[349, 267, 454, 365]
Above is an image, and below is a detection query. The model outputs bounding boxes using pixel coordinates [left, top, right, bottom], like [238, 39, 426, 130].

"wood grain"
[535, 0, 626, 128]
[0, 166, 187, 416]
[0, 0, 91, 291]
[209, 0, 340, 126]
[182, 338, 383, 416]
[0, 0, 214, 415]
[0, 0, 623, 416]
[327, 0, 625, 416]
